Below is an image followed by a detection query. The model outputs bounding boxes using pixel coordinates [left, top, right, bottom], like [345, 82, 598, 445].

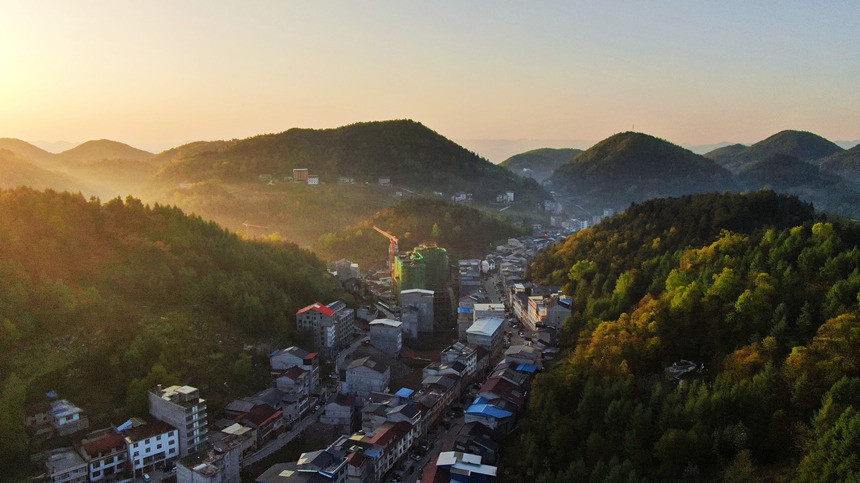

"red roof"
[346, 452, 367, 467]
[82, 430, 126, 457]
[238, 404, 282, 427]
[480, 378, 525, 407]
[420, 456, 449, 483]
[278, 366, 307, 381]
[297, 303, 335, 317]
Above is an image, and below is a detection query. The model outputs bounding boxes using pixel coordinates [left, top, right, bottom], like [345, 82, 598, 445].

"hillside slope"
[151, 120, 546, 203]
[0, 138, 55, 166]
[509, 192, 860, 481]
[819, 143, 860, 186]
[500, 148, 582, 183]
[0, 150, 88, 192]
[314, 197, 524, 270]
[713, 130, 843, 173]
[703, 142, 746, 166]
[550, 132, 732, 207]
[0, 187, 340, 473]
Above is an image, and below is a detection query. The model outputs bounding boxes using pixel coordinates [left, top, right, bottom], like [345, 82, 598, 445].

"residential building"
[42, 447, 88, 483]
[466, 318, 505, 361]
[344, 356, 390, 400]
[296, 301, 355, 359]
[49, 399, 89, 436]
[472, 303, 505, 321]
[148, 385, 208, 457]
[400, 306, 419, 339]
[369, 319, 403, 357]
[270, 346, 320, 393]
[368, 421, 416, 476]
[464, 397, 515, 433]
[434, 451, 497, 482]
[234, 404, 285, 447]
[308, 174, 320, 185]
[400, 289, 434, 333]
[503, 345, 541, 368]
[320, 394, 356, 433]
[119, 416, 179, 475]
[76, 428, 128, 481]
[274, 366, 311, 397]
[176, 439, 242, 483]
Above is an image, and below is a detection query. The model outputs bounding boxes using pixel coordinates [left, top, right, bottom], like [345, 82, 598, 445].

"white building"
[296, 301, 355, 359]
[49, 399, 89, 436]
[119, 417, 179, 475]
[77, 428, 128, 481]
[369, 319, 403, 357]
[269, 346, 320, 393]
[43, 447, 88, 483]
[473, 303, 505, 321]
[308, 174, 320, 185]
[344, 356, 391, 400]
[466, 317, 505, 361]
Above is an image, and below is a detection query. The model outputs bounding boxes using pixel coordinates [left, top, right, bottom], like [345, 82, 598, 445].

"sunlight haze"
[1, 1, 857, 152]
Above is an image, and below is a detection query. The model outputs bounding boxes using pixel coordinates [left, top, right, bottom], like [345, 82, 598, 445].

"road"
[242, 404, 326, 466]
[336, 333, 370, 370]
[402, 415, 466, 483]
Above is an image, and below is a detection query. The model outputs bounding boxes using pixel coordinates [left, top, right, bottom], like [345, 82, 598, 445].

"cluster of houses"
[254, 332, 525, 483]
[291, 168, 393, 187]
[30, 385, 226, 482]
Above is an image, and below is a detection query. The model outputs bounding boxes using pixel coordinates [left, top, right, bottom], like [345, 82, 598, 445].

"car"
[314, 404, 321, 411]
[142, 475, 152, 482]
[412, 454, 422, 461]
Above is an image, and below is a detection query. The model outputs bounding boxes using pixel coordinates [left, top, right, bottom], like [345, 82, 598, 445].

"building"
[441, 342, 478, 379]
[503, 345, 541, 368]
[274, 366, 312, 398]
[472, 303, 505, 321]
[292, 168, 308, 183]
[235, 404, 285, 447]
[466, 318, 505, 361]
[369, 319, 403, 357]
[458, 259, 482, 295]
[176, 439, 243, 483]
[344, 356, 391, 400]
[434, 451, 497, 482]
[464, 397, 515, 433]
[400, 289, 434, 333]
[77, 428, 128, 481]
[308, 174, 320, 185]
[379, 176, 391, 186]
[270, 346, 320, 393]
[148, 385, 208, 457]
[42, 447, 88, 483]
[49, 399, 89, 436]
[320, 393, 357, 433]
[119, 416, 179, 475]
[296, 301, 355, 359]
[368, 421, 417, 476]
[393, 244, 448, 294]
[400, 306, 419, 339]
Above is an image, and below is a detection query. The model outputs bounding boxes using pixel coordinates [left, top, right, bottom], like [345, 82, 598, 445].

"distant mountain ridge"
[54, 139, 154, 165]
[152, 119, 546, 202]
[501, 147, 582, 183]
[550, 131, 733, 207]
[706, 130, 843, 173]
[0, 149, 88, 192]
[818, 144, 860, 185]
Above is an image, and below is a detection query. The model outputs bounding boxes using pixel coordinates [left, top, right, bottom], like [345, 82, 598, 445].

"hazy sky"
[1, 1, 858, 152]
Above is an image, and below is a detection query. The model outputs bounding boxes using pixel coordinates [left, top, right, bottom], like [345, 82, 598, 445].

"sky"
[1, 1, 858, 154]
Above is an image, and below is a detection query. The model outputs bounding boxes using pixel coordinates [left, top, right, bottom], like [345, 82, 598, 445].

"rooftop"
[369, 318, 402, 328]
[297, 303, 335, 317]
[80, 428, 126, 458]
[121, 416, 176, 443]
[346, 356, 389, 374]
[467, 317, 504, 337]
[44, 447, 86, 473]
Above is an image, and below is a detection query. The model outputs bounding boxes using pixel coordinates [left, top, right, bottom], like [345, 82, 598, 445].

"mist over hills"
[53, 139, 154, 165]
[500, 148, 582, 183]
[819, 144, 860, 185]
[0, 150, 89, 193]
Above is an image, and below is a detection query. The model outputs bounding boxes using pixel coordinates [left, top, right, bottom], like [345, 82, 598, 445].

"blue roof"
[516, 364, 538, 373]
[465, 404, 513, 419]
[395, 388, 414, 398]
[458, 307, 473, 313]
[472, 396, 490, 405]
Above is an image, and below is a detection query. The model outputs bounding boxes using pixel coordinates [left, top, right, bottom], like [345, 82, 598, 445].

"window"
[133, 451, 139, 457]
[156, 444, 162, 450]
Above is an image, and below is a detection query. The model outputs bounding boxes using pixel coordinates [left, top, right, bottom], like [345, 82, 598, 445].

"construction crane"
[373, 226, 399, 277]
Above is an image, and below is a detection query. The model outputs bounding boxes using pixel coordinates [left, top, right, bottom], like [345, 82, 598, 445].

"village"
[29, 221, 579, 483]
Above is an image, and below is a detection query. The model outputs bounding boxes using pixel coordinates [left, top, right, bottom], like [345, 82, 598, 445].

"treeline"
[0, 187, 339, 472]
[314, 197, 525, 270]
[505, 191, 860, 481]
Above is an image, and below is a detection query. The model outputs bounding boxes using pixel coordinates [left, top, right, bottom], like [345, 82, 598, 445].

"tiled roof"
[238, 404, 281, 427]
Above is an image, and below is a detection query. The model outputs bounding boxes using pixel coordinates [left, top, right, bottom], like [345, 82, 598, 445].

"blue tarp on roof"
[458, 307, 473, 313]
[465, 404, 513, 419]
[471, 396, 490, 405]
[395, 388, 414, 398]
[516, 364, 538, 373]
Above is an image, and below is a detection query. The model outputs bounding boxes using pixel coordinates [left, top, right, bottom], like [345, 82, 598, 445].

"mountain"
[0, 149, 87, 192]
[737, 154, 841, 191]
[55, 139, 155, 165]
[0, 187, 340, 474]
[0, 138, 55, 166]
[151, 120, 546, 203]
[819, 144, 860, 186]
[500, 148, 583, 183]
[314, 197, 524, 270]
[549, 132, 732, 208]
[63, 158, 159, 198]
[703, 142, 747, 166]
[510, 191, 860, 481]
[682, 141, 736, 154]
[711, 130, 843, 173]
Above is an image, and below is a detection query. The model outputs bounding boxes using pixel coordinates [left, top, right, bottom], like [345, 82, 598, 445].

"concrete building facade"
[148, 385, 208, 457]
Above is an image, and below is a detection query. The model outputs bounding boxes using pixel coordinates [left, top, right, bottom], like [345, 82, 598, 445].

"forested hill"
[500, 148, 582, 183]
[708, 130, 844, 173]
[53, 139, 155, 165]
[0, 138, 55, 166]
[819, 143, 860, 186]
[150, 120, 546, 202]
[508, 191, 860, 481]
[0, 150, 89, 193]
[549, 132, 733, 207]
[0, 188, 340, 473]
[314, 197, 524, 270]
